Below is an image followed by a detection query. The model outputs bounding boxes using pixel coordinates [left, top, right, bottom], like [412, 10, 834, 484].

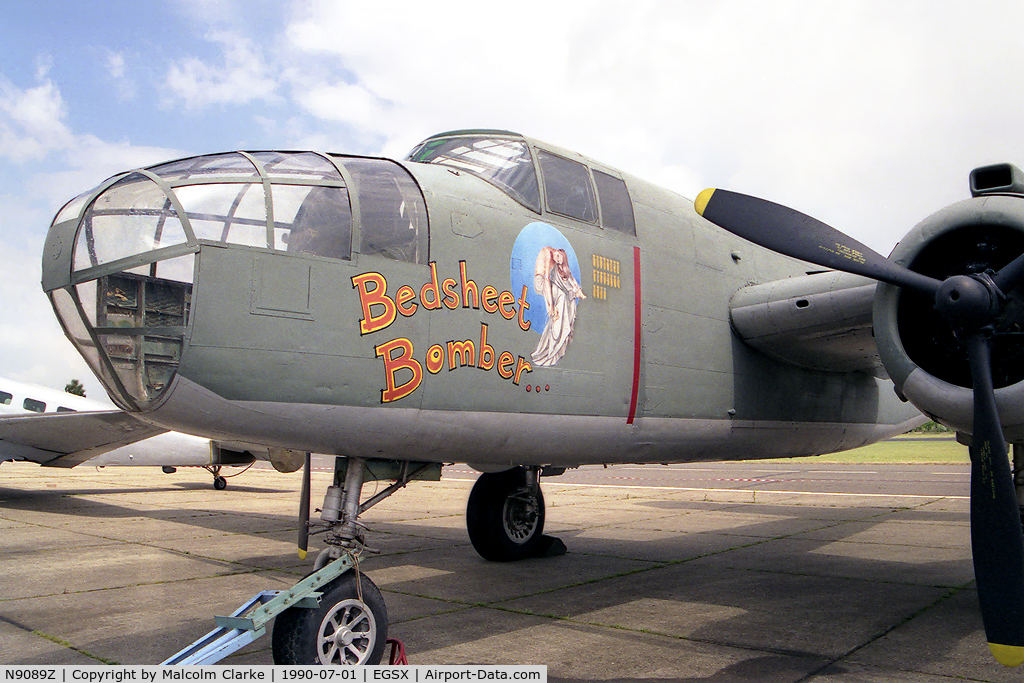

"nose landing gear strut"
[163, 455, 438, 665]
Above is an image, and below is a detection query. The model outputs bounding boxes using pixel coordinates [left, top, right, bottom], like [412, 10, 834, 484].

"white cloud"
[295, 82, 385, 129]
[105, 50, 136, 100]
[29, 136, 185, 216]
[164, 30, 282, 109]
[0, 73, 183, 400]
[0, 76, 74, 162]
[107, 52, 126, 80]
[275, 0, 1024, 252]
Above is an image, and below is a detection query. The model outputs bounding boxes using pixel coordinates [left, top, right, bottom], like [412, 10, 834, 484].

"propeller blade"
[993, 251, 1024, 295]
[965, 333, 1024, 666]
[694, 188, 941, 296]
[693, 185, 1024, 665]
[297, 452, 311, 560]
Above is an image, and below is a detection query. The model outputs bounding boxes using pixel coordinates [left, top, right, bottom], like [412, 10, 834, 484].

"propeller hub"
[935, 274, 999, 329]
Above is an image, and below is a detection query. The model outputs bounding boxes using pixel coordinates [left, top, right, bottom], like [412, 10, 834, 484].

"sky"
[3, 0, 1024, 401]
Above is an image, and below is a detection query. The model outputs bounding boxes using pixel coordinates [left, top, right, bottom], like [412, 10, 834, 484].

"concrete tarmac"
[0, 458, 1016, 682]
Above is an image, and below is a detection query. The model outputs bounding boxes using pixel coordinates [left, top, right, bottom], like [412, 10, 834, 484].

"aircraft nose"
[41, 150, 428, 412]
[43, 168, 198, 411]
[40, 151, 359, 411]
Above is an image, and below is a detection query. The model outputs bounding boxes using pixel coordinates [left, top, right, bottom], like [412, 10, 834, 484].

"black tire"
[466, 468, 545, 562]
[271, 571, 388, 665]
[213, 475, 227, 490]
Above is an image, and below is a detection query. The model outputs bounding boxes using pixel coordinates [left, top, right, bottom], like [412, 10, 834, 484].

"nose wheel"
[203, 465, 228, 490]
[274, 456, 440, 665]
[271, 570, 387, 665]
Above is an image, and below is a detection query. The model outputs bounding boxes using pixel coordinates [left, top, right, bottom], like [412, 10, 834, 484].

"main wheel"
[271, 571, 388, 665]
[466, 468, 545, 561]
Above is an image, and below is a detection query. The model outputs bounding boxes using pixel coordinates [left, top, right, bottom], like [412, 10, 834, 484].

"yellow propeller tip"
[989, 642, 1024, 667]
[695, 188, 716, 216]
[298, 549, 307, 560]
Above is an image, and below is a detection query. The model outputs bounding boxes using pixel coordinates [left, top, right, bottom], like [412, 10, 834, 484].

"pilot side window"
[537, 150, 598, 224]
[0, 391, 11, 405]
[593, 170, 636, 236]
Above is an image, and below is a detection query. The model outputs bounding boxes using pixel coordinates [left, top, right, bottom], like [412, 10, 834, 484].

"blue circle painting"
[509, 222, 582, 335]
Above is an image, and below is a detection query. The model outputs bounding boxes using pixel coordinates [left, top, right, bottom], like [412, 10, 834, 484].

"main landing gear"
[466, 466, 567, 562]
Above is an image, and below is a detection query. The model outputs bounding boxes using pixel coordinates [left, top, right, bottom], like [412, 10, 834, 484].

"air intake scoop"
[970, 163, 1024, 197]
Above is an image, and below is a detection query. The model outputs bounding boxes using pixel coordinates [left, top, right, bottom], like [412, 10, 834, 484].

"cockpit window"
[173, 182, 269, 248]
[73, 152, 355, 271]
[593, 170, 636, 236]
[276, 185, 352, 260]
[537, 150, 598, 224]
[149, 153, 260, 181]
[407, 135, 541, 213]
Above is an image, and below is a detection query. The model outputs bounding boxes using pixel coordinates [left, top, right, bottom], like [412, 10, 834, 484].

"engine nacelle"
[874, 187, 1024, 442]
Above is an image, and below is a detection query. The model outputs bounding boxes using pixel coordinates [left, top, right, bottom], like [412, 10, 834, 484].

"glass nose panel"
[48, 150, 370, 410]
[56, 169, 197, 410]
[74, 173, 188, 272]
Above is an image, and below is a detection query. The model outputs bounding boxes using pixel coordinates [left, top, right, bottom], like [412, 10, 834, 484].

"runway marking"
[444, 478, 969, 500]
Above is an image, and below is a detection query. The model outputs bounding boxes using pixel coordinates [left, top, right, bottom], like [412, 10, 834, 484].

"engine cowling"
[874, 192, 1024, 441]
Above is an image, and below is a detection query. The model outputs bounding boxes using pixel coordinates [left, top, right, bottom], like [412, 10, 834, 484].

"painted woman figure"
[532, 246, 586, 366]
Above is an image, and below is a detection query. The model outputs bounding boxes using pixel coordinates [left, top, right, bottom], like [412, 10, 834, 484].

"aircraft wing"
[730, 271, 882, 374]
[0, 410, 166, 468]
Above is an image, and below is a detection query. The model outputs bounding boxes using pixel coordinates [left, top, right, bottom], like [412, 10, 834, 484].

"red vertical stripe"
[627, 246, 642, 424]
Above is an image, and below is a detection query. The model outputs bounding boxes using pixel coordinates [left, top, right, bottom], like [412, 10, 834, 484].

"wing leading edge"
[0, 410, 166, 468]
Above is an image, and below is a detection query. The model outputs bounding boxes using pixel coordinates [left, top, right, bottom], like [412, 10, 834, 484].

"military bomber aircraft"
[33, 129, 1024, 666]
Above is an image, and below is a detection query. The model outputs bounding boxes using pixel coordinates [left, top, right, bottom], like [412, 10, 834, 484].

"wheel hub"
[317, 599, 376, 664]
[503, 489, 540, 542]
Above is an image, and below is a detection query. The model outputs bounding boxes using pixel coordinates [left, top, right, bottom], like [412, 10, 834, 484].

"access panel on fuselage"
[182, 243, 431, 409]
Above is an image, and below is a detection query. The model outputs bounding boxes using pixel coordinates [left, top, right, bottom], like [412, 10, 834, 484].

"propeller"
[695, 188, 1024, 667]
[297, 451, 311, 560]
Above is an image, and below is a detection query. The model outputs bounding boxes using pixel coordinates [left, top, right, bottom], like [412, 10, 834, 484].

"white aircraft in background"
[0, 376, 299, 488]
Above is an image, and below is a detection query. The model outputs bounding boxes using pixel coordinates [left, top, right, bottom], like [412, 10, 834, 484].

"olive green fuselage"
[42, 137, 922, 467]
